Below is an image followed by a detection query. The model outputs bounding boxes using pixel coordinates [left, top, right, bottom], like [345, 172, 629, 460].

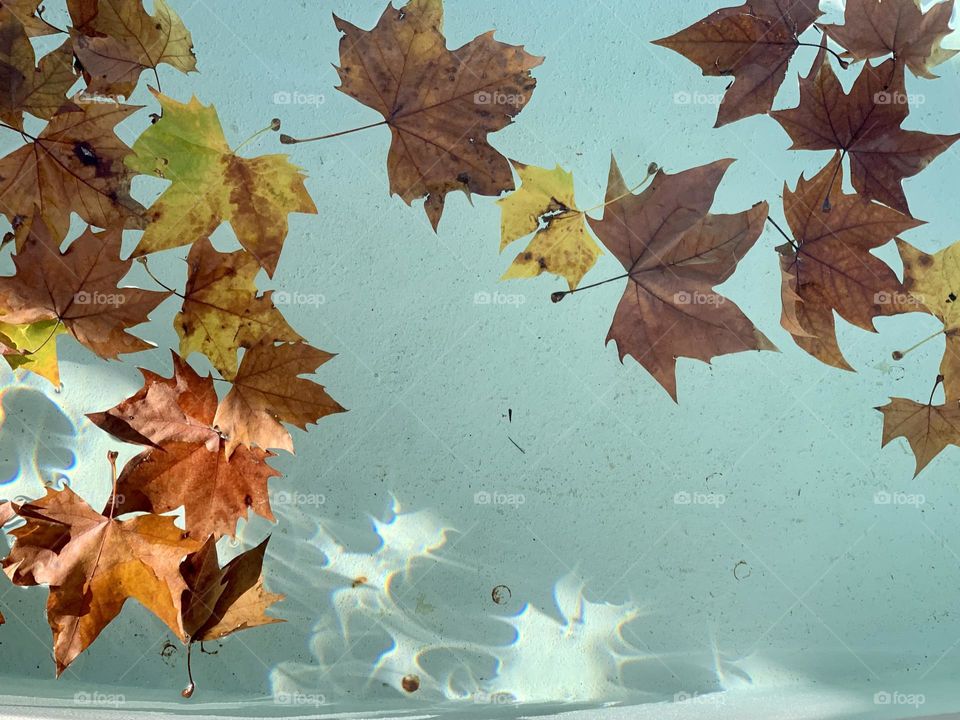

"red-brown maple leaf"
[586, 157, 775, 400]
[653, 0, 823, 127]
[90, 353, 281, 538]
[771, 39, 960, 216]
[0, 221, 169, 359]
[778, 152, 923, 369]
[821, 0, 958, 79]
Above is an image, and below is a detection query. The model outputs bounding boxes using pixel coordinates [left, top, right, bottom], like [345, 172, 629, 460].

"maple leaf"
[68, 0, 196, 98]
[896, 239, 960, 400]
[90, 353, 281, 538]
[2, 485, 201, 675]
[777, 152, 923, 370]
[653, 0, 823, 127]
[0, 98, 146, 242]
[175, 238, 302, 381]
[821, 0, 958, 79]
[0, 221, 169, 359]
[497, 161, 602, 291]
[0, 9, 78, 129]
[1, 0, 61, 37]
[877, 389, 960, 476]
[180, 536, 283, 643]
[0, 319, 67, 385]
[126, 91, 317, 277]
[585, 157, 774, 400]
[214, 341, 345, 457]
[771, 40, 960, 216]
[308, 0, 542, 230]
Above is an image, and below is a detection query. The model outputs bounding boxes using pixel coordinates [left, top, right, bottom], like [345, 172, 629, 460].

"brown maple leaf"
[175, 238, 302, 381]
[777, 152, 923, 370]
[68, 0, 196, 98]
[214, 341, 345, 457]
[180, 536, 283, 643]
[0, 98, 146, 242]
[0, 8, 78, 129]
[821, 0, 958, 79]
[300, 0, 542, 230]
[2, 484, 201, 674]
[585, 157, 775, 400]
[771, 39, 960, 216]
[877, 382, 960, 476]
[90, 353, 281, 539]
[0, 221, 169, 359]
[1, 0, 61, 37]
[653, 0, 823, 127]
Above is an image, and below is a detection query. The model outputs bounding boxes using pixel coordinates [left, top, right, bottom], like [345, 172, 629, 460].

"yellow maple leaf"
[126, 91, 317, 277]
[0, 319, 67, 386]
[497, 161, 601, 290]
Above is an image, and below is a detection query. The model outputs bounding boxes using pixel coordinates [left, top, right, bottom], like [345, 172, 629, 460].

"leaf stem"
[765, 216, 797, 250]
[279, 120, 387, 145]
[24, 320, 63, 357]
[0, 122, 35, 143]
[235, 119, 282, 154]
[137, 258, 185, 299]
[106, 451, 119, 520]
[182, 642, 195, 698]
[892, 328, 945, 361]
[551, 270, 632, 303]
[795, 41, 849, 68]
[580, 164, 659, 216]
[929, 374, 944, 406]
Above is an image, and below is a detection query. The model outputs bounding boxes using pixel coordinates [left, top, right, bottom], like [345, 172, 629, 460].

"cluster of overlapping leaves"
[0, 0, 342, 681]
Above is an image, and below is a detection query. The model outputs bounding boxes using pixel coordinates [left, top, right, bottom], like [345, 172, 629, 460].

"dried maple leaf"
[1, 0, 60, 37]
[318, 0, 542, 230]
[2, 485, 201, 674]
[0, 9, 78, 129]
[0, 318, 66, 385]
[180, 536, 283, 643]
[68, 0, 196, 98]
[771, 40, 960, 216]
[0, 221, 169, 359]
[497, 161, 602, 291]
[897, 239, 960, 400]
[821, 0, 958, 79]
[653, 0, 823, 127]
[877, 390, 960, 476]
[585, 157, 774, 400]
[175, 238, 302, 381]
[778, 152, 923, 370]
[0, 98, 146, 242]
[214, 341, 345, 457]
[90, 353, 281, 539]
[126, 91, 316, 277]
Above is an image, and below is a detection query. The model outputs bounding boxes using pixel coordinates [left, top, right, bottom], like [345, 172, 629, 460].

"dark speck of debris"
[508, 436, 525, 454]
[733, 560, 751, 581]
[352, 576, 367, 588]
[491, 584, 512, 605]
[401, 674, 420, 693]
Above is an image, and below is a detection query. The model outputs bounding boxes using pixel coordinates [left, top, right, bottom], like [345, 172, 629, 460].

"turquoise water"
[1, 1, 960, 718]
